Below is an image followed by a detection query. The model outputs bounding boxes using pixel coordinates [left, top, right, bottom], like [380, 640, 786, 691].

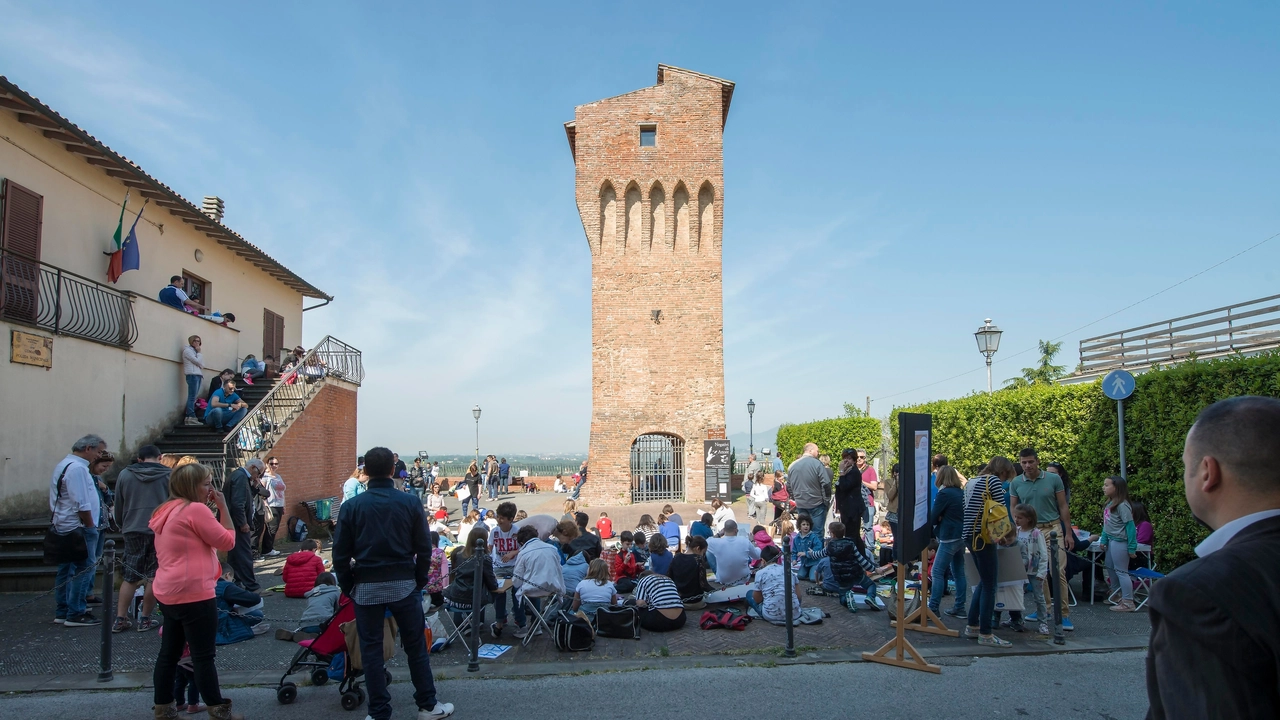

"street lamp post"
[747, 399, 756, 455]
[472, 405, 482, 471]
[974, 319, 1004, 392]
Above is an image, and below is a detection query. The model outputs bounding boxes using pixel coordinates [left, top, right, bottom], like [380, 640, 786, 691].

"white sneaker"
[183, 417, 201, 426]
[266, 550, 281, 557]
[418, 702, 455, 719]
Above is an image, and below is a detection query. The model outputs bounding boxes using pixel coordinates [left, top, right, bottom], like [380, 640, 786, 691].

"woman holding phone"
[149, 462, 242, 720]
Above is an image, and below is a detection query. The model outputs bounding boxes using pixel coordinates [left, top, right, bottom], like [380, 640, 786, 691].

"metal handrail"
[1077, 293, 1280, 375]
[0, 247, 138, 346]
[219, 335, 363, 477]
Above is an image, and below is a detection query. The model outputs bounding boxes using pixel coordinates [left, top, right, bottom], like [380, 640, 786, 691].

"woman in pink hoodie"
[149, 462, 241, 720]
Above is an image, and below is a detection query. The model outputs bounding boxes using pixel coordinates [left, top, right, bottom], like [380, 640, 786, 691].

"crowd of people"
[39, 395, 1280, 718]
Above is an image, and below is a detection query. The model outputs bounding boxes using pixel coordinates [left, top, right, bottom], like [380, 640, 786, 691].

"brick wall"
[568, 66, 732, 504]
[264, 381, 357, 533]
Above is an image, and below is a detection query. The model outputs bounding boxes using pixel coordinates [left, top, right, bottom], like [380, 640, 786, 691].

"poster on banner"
[913, 431, 929, 530]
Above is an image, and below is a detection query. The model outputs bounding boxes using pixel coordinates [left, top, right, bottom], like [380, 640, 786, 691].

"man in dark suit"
[1146, 395, 1280, 719]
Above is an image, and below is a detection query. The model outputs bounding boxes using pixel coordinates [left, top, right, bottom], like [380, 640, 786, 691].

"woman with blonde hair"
[149, 462, 241, 719]
[561, 498, 577, 523]
[927, 465, 968, 619]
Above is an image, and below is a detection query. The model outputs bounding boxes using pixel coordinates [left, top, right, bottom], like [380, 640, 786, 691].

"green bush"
[891, 351, 1280, 568]
[776, 417, 882, 469]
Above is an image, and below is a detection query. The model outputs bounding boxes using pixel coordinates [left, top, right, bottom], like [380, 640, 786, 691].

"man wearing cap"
[788, 443, 830, 534]
[705, 520, 761, 586]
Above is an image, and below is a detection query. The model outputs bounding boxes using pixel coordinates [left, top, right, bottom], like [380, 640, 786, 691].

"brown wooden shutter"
[1, 179, 44, 322]
[263, 309, 284, 359]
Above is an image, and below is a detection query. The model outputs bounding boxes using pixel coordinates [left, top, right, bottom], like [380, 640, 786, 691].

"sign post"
[1102, 370, 1135, 481]
[703, 439, 730, 501]
[862, 412, 942, 674]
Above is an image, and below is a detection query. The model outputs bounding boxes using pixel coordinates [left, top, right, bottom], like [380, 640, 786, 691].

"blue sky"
[3, 2, 1277, 454]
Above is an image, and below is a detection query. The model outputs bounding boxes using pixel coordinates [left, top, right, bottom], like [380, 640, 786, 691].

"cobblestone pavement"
[0, 492, 1150, 678]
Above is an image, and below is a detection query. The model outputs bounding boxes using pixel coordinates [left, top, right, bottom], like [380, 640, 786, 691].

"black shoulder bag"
[43, 465, 89, 565]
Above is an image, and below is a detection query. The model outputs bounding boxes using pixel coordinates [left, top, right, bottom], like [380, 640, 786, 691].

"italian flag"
[105, 191, 129, 284]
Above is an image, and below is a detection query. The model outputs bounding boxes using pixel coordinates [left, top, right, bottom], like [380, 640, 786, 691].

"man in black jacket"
[1146, 396, 1280, 719]
[332, 447, 453, 720]
[224, 458, 264, 591]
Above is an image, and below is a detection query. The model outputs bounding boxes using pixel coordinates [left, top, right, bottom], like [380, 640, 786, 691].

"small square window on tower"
[639, 124, 657, 147]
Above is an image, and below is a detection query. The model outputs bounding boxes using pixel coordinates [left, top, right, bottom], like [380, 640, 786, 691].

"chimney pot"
[201, 196, 225, 224]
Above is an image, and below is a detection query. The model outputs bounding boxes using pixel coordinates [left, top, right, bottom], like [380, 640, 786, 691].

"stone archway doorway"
[629, 433, 685, 502]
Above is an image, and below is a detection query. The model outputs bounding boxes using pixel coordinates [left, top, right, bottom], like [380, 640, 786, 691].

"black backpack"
[552, 611, 594, 652]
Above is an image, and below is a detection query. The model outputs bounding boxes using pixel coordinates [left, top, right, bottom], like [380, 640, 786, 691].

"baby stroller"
[275, 595, 390, 711]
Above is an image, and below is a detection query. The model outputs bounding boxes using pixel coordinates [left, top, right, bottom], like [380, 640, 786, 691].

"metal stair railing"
[218, 335, 363, 482]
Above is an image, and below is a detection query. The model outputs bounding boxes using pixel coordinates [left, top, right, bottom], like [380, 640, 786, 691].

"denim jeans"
[928, 539, 967, 613]
[153, 598, 224, 707]
[204, 406, 247, 430]
[55, 527, 99, 619]
[461, 495, 478, 515]
[174, 666, 200, 706]
[797, 505, 826, 536]
[499, 475, 509, 494]
[487, 477, 498, 500]
[354, 591, 440, 720]
[966, 543, 998, 635]
[492, 585, 530, 628]
[184, 374, 203, 418]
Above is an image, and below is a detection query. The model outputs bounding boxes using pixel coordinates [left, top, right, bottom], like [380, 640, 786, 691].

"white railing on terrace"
[1077, 293, 1280, 376]
[221, 335, 363, 479]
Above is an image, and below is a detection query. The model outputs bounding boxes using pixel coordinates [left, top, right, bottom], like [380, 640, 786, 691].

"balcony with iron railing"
[0, 247, 138, 347]
[1071, 293, 1280, 380]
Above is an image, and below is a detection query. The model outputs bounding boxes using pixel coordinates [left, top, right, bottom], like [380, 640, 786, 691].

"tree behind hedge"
[776, 417, 882, 470]
[892, 351, 1280, 568]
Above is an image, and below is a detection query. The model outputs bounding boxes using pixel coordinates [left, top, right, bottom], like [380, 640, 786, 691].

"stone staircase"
[0, 336, 363, 593]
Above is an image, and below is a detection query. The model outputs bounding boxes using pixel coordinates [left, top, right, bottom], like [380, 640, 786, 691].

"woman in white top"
[707, 499, 736, 535]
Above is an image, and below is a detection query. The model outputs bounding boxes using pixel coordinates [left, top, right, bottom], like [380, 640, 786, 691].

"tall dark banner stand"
[862, 412, 943, 674]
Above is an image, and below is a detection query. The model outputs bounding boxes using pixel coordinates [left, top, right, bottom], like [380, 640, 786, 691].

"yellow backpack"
[972, 478, 1012, 550]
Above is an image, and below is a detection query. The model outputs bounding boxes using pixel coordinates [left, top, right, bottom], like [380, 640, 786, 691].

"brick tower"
[565, 65, 733, 504]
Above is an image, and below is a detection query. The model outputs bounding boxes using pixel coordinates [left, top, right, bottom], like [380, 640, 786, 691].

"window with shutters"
[181, 271, 210, 312]
[263, 308, 285, 361]
[0, 179, 44, 323]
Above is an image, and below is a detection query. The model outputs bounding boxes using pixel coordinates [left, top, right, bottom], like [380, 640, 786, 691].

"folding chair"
[519, 592, 565, 647]
[441, 599, 482, 654]
[1127, 567, 1163, 610]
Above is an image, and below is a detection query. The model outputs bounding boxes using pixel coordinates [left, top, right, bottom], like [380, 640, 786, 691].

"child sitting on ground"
[458, 509, 481, 542]
[596, 511, 614, 539]
[658, 513, 681, 551]
[748, 545, 801, 623]
[667, 535, 714, 607]
[630, 531, 652, 568]
[214, 564, 265, 644]
[571, 558, 620, 617]
[610, 531, 641, 593]
[805, 522, 890, 611]
[283, 539, 327, 598]
[1011, 504, 1050, 633]
[791, 514, 824, 582]
[648, 533, 674, 575]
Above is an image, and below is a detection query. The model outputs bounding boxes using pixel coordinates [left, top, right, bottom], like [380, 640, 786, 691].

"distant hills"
[727, 425, 780, 455]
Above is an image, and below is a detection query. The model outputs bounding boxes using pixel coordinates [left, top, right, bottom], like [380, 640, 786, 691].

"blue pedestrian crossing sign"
[1102, 369, 1135, 400]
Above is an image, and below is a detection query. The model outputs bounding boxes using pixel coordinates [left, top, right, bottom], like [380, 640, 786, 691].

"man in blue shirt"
[205, 378, 248, 430]
[157, 275, 206, 313]
[498, 457, 510, 495]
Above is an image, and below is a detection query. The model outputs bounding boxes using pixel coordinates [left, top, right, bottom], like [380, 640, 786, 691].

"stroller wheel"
[276, 682, 297, 704]
[310, 668, 329, 686]
[356, 688, 366, 704]
[384, 669, 393, 685]
[340, 691, 361, 711]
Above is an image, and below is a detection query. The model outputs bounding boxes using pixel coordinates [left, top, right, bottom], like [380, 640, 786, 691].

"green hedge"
[891, 351, 1280, 568]
[776, 417, 883, 469]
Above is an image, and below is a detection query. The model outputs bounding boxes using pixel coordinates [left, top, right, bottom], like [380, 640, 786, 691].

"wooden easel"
[891, 549, 959, 637]
[862, 563, 941, 674]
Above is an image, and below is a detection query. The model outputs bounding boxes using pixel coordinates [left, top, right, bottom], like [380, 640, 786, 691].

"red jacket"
[283, 550, 326, 598]
[608, 547, 640, 580]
